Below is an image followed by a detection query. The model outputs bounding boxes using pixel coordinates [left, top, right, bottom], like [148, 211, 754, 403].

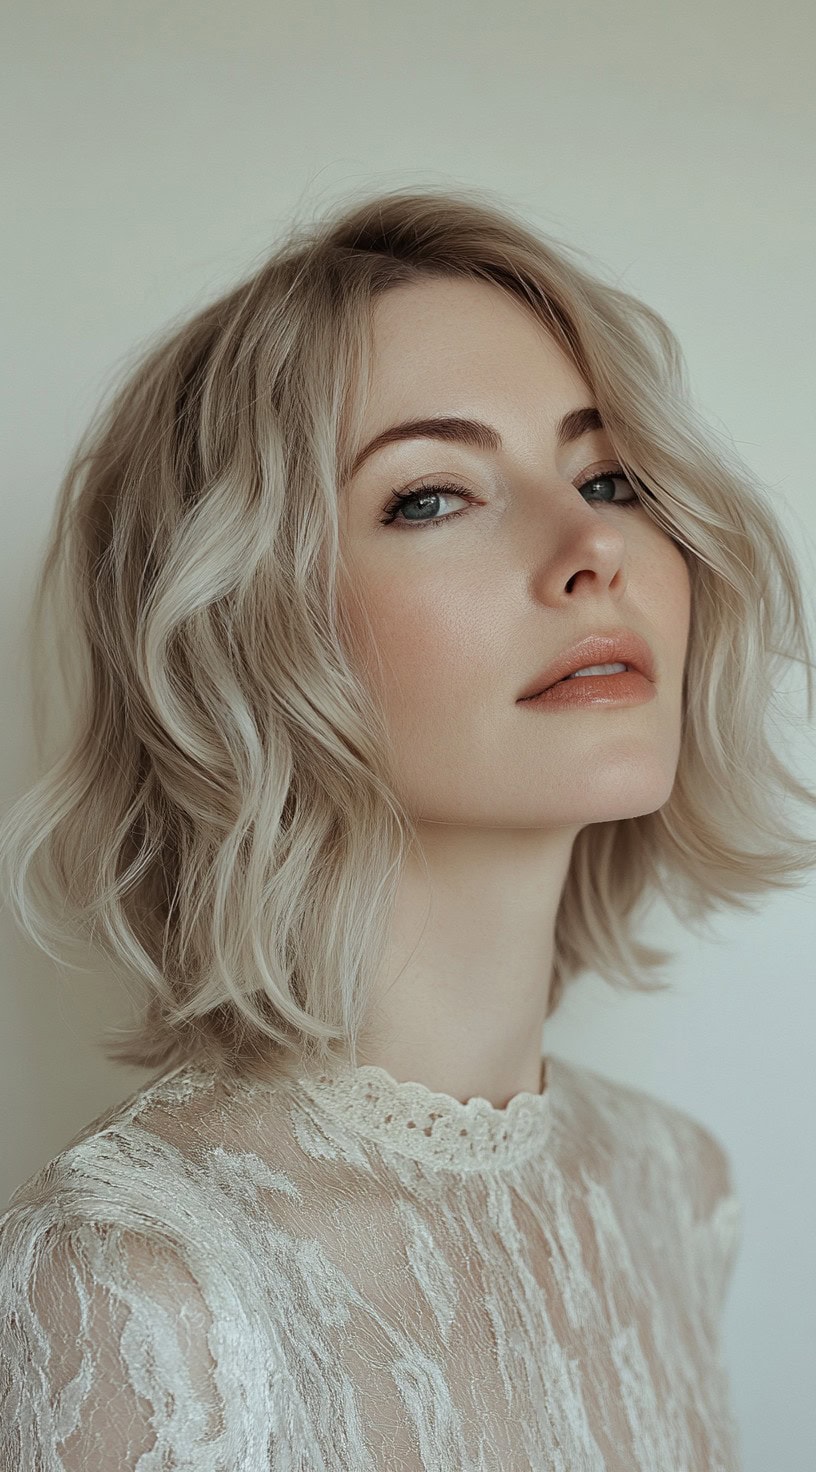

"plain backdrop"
[2, 3, 815, 1467]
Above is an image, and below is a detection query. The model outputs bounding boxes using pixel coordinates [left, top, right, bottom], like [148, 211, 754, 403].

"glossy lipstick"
[518, 667, 656, 710]
[517, 630, 656, 702]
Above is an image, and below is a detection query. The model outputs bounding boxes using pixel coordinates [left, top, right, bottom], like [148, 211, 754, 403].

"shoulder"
[549, 1053, 738, 1218]
[0, 1062, 264, 1290]
[0, 1066, 296, 1466]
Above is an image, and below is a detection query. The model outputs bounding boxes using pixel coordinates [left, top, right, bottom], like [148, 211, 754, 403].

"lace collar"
[290, 1055, 554, 1172]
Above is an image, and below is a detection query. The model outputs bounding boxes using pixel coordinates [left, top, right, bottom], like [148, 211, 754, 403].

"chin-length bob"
[1, 186, 814, 1090]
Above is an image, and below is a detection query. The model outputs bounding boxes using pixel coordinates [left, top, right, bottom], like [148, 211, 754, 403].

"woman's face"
[338, 276, 690, 831]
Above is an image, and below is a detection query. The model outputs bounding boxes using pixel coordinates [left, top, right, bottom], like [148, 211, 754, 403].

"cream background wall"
[1, 4, 814, 1467]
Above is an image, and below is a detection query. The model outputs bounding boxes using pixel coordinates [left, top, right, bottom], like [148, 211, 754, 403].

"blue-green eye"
[379, 479, 477, 529]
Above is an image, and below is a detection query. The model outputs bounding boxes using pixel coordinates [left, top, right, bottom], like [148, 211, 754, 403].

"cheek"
[654, 539, 692, 650]
[343, 564, 492, 722]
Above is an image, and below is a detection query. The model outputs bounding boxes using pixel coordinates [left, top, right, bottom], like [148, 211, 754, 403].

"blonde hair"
[1, 185, 814, 1091]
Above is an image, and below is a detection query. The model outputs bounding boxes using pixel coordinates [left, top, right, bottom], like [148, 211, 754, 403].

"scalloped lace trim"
[295, 1056, 553, 1170]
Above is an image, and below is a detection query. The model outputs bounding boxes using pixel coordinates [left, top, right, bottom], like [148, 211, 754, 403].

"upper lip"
[517, 628, 656, 700]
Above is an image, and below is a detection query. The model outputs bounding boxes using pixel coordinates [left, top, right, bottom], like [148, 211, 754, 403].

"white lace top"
[0, 1051, 743, 1470]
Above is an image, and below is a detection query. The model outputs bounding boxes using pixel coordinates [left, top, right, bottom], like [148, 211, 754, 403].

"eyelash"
[379, 463, 642, 530]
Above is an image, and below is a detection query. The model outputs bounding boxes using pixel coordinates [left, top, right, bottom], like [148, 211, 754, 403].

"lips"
[517, 630, 656, 701]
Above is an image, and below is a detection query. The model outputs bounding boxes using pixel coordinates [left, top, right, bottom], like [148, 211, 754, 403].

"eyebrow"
[348, 405, 604, 478]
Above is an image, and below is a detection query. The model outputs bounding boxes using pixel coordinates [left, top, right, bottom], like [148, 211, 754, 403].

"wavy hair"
[1, 185, 814, 1090]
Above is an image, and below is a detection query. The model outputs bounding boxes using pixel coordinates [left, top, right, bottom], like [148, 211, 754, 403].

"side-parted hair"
[1, 185, 814, 1090]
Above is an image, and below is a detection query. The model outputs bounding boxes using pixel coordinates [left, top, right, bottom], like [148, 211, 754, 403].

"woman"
[0, 186, 813, 1469]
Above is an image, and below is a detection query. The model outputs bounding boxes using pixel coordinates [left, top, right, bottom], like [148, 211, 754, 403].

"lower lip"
[519, 670, 656, 709]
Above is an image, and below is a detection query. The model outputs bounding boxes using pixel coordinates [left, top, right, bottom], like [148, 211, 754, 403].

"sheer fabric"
[0, 1051, 743, 1469]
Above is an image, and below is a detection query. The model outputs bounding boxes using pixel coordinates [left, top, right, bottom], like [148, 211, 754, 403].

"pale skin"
[337, 276, 691, 1108]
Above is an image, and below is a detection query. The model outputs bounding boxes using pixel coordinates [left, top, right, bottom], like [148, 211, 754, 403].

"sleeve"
[0, 1215, 235, 1471]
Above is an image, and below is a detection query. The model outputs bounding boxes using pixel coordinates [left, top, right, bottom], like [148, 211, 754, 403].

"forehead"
[364, 276, 589, 421]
